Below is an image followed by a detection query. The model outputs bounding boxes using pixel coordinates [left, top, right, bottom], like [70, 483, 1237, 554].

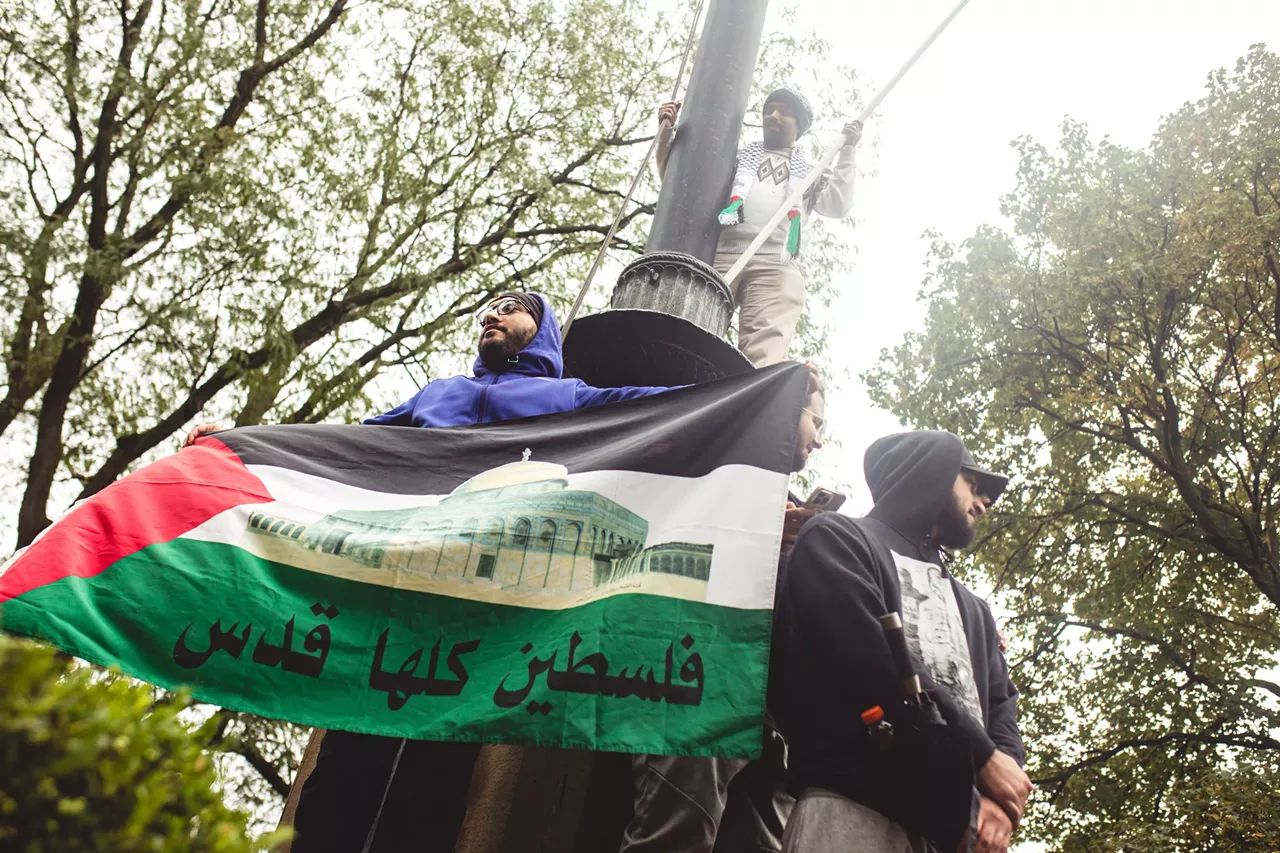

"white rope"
[561, 0, 707, 336]
[722, 0, 974, 285]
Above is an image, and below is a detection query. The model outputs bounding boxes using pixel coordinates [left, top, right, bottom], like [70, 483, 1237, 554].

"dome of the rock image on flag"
[245, 453, 714, 595]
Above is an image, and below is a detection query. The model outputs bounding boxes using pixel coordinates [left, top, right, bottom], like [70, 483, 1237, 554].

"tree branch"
[123, 0, 348, 256]
[1033, 729, 1279, 789]
[16, 0, 157, 546]
[206, 709, 291, 799]
[230, 740, 291, 799]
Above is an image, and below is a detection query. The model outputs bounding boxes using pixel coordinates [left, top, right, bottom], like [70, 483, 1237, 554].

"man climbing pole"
[655, 88, 862, 367]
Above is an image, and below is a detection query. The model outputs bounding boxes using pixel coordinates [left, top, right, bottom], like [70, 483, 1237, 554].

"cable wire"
[560, 0, 707, 335]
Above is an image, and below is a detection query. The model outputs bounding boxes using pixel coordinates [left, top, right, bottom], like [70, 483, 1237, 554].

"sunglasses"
[476, 297, 528, 327]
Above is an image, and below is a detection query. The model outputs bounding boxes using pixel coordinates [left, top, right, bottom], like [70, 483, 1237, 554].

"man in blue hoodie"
[184, 292, 680, 853]
[185, 291, 824, 852]
[365, 291, 676, 427]
[182, 292, 673, 445]
[290, 292, 685, 852]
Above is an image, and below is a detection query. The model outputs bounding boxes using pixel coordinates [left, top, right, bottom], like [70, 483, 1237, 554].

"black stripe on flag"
[214, 362, 808, 495]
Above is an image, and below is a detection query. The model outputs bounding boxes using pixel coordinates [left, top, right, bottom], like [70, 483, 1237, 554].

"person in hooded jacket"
[771, 430, 1031, 853]
[183, 292, 679, 853]
[365, 290, 676, 426]
[293, 292, 688, 853]
[183, 291, 824, 852]
[181, 291, 671, 446]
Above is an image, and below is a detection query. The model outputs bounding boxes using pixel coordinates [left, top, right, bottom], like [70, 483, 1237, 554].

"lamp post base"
[563, 252, 750, 387]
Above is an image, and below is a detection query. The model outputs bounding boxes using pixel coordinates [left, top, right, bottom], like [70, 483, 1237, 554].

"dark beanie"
[763, 87, 814, 137]
[492, 291, 544, 329]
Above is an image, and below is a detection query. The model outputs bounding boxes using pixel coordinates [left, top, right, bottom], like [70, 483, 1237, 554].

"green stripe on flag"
[1, 538, 771, 758]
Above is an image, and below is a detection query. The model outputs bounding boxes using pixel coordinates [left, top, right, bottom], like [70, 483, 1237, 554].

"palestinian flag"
[0, 364, 806, 758]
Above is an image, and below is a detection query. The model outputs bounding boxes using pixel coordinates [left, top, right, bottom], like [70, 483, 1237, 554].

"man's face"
[762, 99, 800, 150]
[933, 471, 991, 549]
[792, 390, 825, 472]
[477, 297, 538, 366]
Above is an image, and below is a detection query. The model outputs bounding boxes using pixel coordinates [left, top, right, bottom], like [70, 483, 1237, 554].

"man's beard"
[933, 494, 975, 550]
[478, 326, 535, 369]
[478, 335, 510, 368]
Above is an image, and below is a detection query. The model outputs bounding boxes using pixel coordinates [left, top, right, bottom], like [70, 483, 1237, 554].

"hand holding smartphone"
[802, 487, 846, 513]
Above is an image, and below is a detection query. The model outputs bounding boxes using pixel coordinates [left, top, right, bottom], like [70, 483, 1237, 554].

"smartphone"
[802, 487, 846, 513]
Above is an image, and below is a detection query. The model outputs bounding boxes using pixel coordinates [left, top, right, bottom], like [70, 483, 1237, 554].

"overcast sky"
[783, 0, 1279, 511]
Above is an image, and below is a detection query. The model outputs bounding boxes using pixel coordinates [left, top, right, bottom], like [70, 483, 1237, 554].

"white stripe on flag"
[181, 463, 788, 611]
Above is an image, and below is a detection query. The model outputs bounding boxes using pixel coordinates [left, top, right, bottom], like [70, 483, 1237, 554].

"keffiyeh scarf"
[718, 141, 810, 261]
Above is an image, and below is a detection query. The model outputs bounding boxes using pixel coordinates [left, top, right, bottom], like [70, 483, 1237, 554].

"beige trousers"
[714, 252, 807, 368]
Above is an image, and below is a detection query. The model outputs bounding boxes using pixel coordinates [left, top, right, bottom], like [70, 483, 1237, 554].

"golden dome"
[450, 459, 569, 496]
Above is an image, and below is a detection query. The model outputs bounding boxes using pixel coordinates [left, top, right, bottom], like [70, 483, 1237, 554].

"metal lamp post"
[562, 0, 770, 388]
[457, 1, 773, 850]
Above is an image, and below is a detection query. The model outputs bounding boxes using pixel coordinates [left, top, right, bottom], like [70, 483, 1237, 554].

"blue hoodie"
[365, 294, 675, 427]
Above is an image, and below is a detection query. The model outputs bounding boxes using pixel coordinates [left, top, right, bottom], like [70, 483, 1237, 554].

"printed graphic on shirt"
[891, 551, 983, 724]
[756, 153, 790, 186]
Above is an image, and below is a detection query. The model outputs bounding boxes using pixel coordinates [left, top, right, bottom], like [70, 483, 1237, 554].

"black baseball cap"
[959, 445, 1009, 504]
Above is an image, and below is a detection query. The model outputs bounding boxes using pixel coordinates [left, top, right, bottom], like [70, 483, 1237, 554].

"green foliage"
[865, 45, 1280, 848]
[0, 0, 680, 546]
[0, 0, 858, 819]
[0, 635, 285, 851]
[1106, 757, 1280, 852]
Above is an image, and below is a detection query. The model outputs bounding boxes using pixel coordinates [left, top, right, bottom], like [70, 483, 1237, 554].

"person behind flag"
[182, 291, 823, 853]
[772, 430, 1030, 853]
[184, 292, 674, 449]
[184, 292, 679, 852]
[619, 373, 828, 853]
[654, 88, 861, 368]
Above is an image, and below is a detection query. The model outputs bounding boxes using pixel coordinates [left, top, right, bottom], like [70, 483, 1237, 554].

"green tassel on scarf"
[784, 208, 801, 259]
[718, 196, 744, 226]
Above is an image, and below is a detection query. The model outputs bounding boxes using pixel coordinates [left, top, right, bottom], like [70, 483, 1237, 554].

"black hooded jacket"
[772, 431, 1024, 833]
